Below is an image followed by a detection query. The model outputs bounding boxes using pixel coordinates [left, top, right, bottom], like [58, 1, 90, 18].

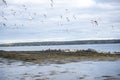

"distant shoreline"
[0, 39, 120, 47]
[0, 49, 120, 64]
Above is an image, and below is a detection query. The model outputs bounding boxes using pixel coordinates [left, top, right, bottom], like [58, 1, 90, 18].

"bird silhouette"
[73, 15, 76, 20]
[2, 0, 7, 5]
[3, 23, 6, 27]
[2, 16, 7, 21]
[50, 0, 54, 7]
[112, 25, 114, 29]
[50, 0, 54, 3]
[43, 14, 47, 18]
[22, 5, 27, 11]
[94, 20, 98, 26]
[66, 17, 70, 22]
[50, 3, 53, 7]
[33, 13, 36, 15]
[60, 15, 63, 19]
[91, 20, 98, 27]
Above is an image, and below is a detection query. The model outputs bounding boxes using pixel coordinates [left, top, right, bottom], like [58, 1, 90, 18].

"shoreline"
[0, 58, 120, 80]
[0, 39, 120, 47]
[0, 49, 120, 64]
[0, 50, 120, 80]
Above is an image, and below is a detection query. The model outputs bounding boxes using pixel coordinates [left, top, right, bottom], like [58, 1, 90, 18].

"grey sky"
[0, 0, 120, 43]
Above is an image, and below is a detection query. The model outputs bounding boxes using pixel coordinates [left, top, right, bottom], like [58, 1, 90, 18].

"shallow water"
[0, 58, 120, 80]
[0, 43, 120, 52]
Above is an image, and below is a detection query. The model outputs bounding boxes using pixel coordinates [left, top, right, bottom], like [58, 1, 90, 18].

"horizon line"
[0, 38, 120, 44]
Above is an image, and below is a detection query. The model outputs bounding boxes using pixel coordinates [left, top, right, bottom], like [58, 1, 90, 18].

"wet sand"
[0, 58, 120, 80]
[0, 50, 120, 80]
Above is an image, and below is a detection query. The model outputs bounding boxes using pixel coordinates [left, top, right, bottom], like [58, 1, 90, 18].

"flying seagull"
[94, 20, 98, 26]
[50, 0, 54, 7]
[66, 17, 70, 22]
[28, 16, 33, 20]
[50, 3, 53, 7]
[3, 23, 6, 27]
[91, 20, 98, 26]
[51, 0, 53, 3]
[73, 15, 76, 20]
[43, 14, 47, 18]
[2, 0, 7, 5]
[60, 15, 63, 19]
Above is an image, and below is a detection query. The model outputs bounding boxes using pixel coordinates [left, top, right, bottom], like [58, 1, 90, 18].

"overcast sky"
[0, 0, 120, 43]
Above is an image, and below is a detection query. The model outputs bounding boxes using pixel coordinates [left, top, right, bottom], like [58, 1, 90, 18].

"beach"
[0, 49, 120, 80]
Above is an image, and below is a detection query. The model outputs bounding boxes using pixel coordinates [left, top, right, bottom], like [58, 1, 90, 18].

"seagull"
[3, 23, 6, 27]
[28, 16, 33, 20]
[66, 17, 70, 22]
[50, 3, 53, 7]
[2, 0, 7, 5]
[50, 0, 54, 7]
[43, 14, 47, 18]
[2, 16, 7, 20]
[14, 24, 17, 26]
[91, 20, 98, 26]
[112, 25, 114, 29]
[23, 5, 27, 11]
[65, 9, 68, 11]
[50, 0, 53, 3]
[73, 15, 76, 20]
[10, 9, 16, 16]
[1, 11, 4, 17]
[33, 13, 36, 15]
[94, 20, 98, 26]
[23, 5, 26, 7]
[3, 17, 7, 20]
[60, 15, 63, 19]
[21, 24, 24, 27]
[13, 12, 16, 16]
